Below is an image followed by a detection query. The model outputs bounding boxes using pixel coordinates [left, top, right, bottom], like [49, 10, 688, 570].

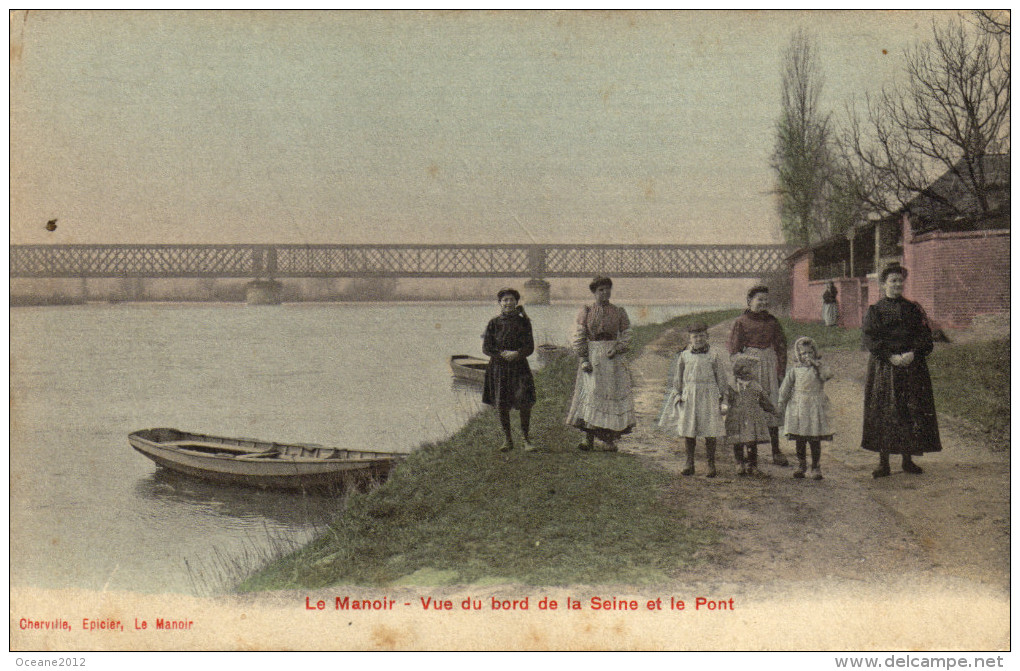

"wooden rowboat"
[449, 354, 488, 384]
[129, 428, 404, 493]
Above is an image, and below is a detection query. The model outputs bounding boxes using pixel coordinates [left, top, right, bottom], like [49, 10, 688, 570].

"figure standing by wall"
[822, 281, 838, 327]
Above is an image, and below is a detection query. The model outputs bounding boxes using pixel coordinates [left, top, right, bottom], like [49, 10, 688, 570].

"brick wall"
[910, 229, 1011, 328]
[839, 278, 870, 329]
[789, 254, 813, 322]
[789, 251, 871, 328]
[901, 217, 937, 319]
[873, 219, 1008, 328]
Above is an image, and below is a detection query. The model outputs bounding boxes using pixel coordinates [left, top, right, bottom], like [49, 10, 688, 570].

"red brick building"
[788, 156, 1010, 329]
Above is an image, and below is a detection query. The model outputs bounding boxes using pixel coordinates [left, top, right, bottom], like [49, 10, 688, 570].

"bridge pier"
[245, 279, 283, 305]
[522, 278, 551, 305]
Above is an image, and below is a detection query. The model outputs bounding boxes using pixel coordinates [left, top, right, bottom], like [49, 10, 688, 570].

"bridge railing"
[10, 244, 261, 278]
[273, 245, 532, 277]
[541, 244, 789, 278]
[10, 243, 791, 279]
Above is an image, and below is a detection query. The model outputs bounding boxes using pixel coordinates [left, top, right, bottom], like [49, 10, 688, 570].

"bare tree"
[972, 10, 1010, 79]
[972, 9, 1011, 40]
[840, 17, 1009, 219]
[824, 166, 867, 237]
[772, 28, 833, 246]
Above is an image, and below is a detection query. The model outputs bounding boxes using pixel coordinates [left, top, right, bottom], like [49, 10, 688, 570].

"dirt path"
[623, 319, 1010, 591]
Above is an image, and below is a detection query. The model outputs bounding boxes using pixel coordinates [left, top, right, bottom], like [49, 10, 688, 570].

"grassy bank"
[628, 308, 743, 354]
[929, 338, 1010, 443]
[240, 310, 739, 590]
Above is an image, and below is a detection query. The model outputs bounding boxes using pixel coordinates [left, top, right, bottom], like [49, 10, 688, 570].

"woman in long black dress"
[482, 288, 537, 452]
[861, 264, 942, 477]
[822, 281, 838, 327]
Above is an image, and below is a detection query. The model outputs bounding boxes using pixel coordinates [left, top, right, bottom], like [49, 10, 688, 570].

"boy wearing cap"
[658, 322, 727, 477]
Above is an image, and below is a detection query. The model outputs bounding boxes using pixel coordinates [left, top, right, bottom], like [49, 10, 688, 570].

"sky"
[10, 10, 965, 247]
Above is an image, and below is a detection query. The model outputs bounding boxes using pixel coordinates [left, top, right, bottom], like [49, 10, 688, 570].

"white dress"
[657, 348, 727, 438]
[777, 364, 834, 440]
[565, 303, 635, 436]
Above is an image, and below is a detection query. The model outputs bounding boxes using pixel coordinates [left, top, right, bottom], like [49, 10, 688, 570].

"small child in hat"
[725, 355, 778, 476]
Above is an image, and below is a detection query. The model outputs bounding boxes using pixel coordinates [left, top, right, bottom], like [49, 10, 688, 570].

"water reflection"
[134, 469, 343, 529]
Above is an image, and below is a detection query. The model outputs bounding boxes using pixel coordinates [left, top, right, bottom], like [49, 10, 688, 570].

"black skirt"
[483, 357, 536, 409]
[861, 355, 942, 454]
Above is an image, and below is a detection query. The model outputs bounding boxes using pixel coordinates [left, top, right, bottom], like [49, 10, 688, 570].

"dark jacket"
[822, 285, 838, 304]
[728, 310, 788, 381]
[482, 308, 536, 409]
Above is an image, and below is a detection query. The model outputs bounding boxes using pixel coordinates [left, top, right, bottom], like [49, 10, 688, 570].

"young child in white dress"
[657, 322, 727, 477]
[777, 336, 834, 480]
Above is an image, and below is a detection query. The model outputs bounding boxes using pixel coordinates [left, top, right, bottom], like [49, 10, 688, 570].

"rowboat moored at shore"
[449, 354, 488, 384]
[129, 428, 404, 493]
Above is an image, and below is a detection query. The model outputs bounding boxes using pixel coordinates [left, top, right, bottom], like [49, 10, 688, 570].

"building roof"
[785, 220, 876, 262]
[904, 154, 1010, 234]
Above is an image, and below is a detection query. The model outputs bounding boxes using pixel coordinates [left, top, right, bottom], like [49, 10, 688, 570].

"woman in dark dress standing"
[862, 264, 942, 477]
[822, 281, 838, 327]
[483, 288, 537, 452]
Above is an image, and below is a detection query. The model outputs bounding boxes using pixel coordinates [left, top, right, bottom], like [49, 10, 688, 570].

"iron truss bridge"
[10, 244, 790, 279]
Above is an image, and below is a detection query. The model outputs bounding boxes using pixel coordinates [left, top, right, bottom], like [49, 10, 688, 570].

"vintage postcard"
[9, 10, 1010, 656]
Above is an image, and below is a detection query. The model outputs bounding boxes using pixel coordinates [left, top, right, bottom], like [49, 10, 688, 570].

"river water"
[10, 301, 719, 594]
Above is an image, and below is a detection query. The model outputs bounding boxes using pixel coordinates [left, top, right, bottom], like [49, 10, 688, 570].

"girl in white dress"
[777, 337, 834, 480]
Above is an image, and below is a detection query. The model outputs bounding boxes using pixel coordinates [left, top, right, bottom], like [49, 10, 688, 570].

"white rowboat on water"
[129, 427, 404, 493]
